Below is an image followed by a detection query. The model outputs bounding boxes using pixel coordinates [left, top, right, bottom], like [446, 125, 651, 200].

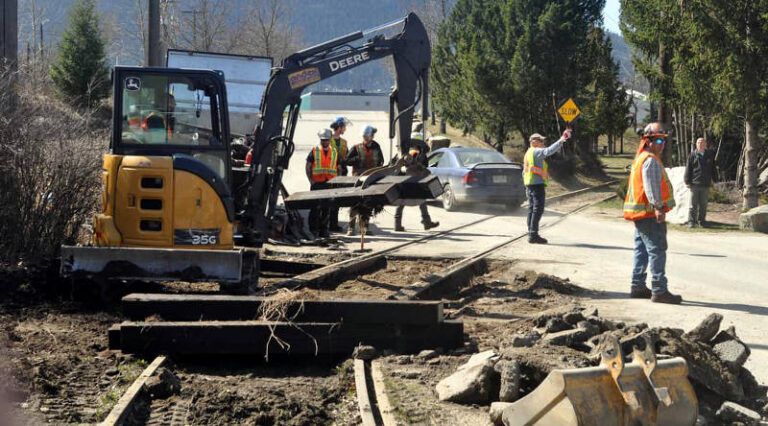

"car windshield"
[455, 150, 509, 167]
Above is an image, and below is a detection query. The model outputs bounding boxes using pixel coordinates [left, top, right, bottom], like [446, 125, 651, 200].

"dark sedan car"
[427, 147, 526, 211]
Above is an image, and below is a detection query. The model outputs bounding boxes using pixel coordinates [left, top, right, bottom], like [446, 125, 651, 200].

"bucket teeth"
[633, 334, 673, 407]
[600, 334, 641, 410]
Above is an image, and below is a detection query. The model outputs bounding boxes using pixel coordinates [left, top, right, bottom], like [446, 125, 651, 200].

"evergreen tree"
[432, 0, 626, 172]
[50, 0, 110, 109]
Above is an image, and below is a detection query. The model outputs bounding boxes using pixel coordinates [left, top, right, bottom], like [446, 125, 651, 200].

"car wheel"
[442, 184, 457, 211]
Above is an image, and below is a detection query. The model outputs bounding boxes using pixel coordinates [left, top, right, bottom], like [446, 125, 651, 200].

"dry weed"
[0, 68, 108, 263]
[257, 289, 323, 361]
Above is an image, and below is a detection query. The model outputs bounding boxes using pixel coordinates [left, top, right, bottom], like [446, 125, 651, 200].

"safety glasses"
[654, 138, 666, 145]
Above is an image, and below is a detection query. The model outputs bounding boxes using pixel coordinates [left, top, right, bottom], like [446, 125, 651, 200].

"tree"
[433, 0, 626, 172]
[621, 0, 768, 209]
[49, 0, 109, 109]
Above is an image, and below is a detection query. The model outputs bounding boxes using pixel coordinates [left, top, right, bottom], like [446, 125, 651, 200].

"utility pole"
[182, 9, 201, 49]
[1, 0, 18, 72]
[146, 0, 163, 66]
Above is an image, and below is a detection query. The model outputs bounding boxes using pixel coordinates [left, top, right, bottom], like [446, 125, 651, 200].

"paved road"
[275, 111, 768, 384]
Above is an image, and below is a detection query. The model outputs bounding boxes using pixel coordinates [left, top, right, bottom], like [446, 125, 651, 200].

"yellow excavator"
[60, 13, 434, 291]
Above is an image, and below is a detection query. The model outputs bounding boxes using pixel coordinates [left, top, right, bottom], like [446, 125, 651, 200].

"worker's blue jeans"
[631, 217, 668, 295]
[526, 184, 546, 235]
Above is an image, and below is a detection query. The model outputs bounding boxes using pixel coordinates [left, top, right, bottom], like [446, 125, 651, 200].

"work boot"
[346, 227, 355, 236]
[687, 222, 695, 228]
[422, 219, 439, 230]
[651, 291, 683, 304]
[528, 234, 548, 244]
[630, 287, 652, 298]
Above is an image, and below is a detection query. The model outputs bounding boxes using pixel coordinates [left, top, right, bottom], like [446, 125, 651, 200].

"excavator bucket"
[502, 335, 697, 426]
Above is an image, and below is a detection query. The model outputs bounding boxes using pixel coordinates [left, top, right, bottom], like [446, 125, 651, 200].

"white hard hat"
[410, 132, 424, 141]
[317, 128, 333, 139]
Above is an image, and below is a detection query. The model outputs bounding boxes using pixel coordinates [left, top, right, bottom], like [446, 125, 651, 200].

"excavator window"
[115, 70, 231, 184]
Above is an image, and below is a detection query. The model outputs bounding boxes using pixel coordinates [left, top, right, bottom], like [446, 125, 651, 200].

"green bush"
[708, 186, 731, 204]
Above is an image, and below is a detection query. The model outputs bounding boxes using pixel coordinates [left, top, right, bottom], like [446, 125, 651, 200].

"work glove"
[562, 128, 572, 141]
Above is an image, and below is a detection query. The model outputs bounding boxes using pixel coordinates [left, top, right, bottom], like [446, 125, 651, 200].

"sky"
[603, 0, 621, 34]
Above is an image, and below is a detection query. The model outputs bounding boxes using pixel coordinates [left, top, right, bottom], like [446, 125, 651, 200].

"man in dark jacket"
[684, 137, 715, 227]
[393, 134, 439, 232]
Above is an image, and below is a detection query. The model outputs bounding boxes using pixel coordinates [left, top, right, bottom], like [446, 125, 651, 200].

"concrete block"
[713, 339, 750, 370]
[715, 401, 761, 425]
[740, 205, 768, 233]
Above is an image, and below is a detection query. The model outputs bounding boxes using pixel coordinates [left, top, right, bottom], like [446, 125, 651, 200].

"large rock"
[683, 313, 723, 343]
[510, 331, 540, 348]
[489, 402, 513, 426]
[436, 362, 497, 404]
[740, 205, 768, 233]
[715, 401, 761, 425]
[665, 166, 690, 225]
[495, 360, 521, 402]
[657, 329, 745, 401]
[542, 328, 591, 347]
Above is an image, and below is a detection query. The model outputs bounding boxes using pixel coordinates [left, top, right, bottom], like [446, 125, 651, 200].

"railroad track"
[352, 185, 618, 425]
[266, 181, 617, 295]
[99, 182, 617, 426]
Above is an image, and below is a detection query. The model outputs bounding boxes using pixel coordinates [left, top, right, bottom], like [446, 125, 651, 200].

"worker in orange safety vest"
[305, 128, 339, 238]
[623, 122, 682, 304]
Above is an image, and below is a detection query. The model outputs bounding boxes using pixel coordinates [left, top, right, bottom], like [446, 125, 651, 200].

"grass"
[381, 375, 428, 424]
[594, 197, 624, 210]
[94, 358, 149, 421]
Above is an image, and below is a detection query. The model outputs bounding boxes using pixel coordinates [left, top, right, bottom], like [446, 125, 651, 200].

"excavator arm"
[241, 13, 431, 240]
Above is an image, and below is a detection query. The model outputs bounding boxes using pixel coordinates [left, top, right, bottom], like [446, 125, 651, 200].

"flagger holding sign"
[522, 98, 580, 244]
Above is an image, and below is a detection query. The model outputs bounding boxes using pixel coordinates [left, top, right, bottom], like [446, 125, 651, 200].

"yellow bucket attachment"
[502, 335, 698, 426]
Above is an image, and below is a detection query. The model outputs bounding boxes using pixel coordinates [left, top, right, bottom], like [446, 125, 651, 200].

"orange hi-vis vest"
[623, 150, 676, 221]
[311, 145, 339, 182]
[356, 143, 381, 170]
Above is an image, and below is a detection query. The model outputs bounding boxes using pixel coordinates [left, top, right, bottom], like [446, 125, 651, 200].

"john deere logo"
[125, 77, 142, 91]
